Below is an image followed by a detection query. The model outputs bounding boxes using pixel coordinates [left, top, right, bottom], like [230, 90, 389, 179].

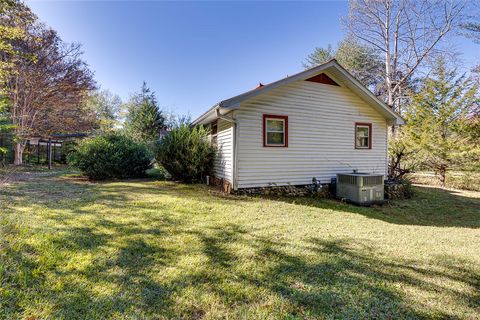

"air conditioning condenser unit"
[336, 173, 384, 205]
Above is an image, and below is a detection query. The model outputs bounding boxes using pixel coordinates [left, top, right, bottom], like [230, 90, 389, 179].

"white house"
[192, 59, 404, 192]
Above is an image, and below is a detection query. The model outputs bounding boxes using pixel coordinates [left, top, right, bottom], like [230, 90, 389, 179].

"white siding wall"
[213, 118, 234, 183]
[236, 80, 388, 188]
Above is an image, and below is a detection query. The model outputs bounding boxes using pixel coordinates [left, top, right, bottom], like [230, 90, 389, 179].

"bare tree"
[344, 0, 465, 113]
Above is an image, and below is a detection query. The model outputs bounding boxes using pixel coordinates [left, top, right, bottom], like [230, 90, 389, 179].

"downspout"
[216, 108, 238, 190]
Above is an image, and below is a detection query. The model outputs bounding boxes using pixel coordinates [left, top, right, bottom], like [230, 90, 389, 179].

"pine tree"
[402, 59, 480, 185]
[124, 82, 165, 145]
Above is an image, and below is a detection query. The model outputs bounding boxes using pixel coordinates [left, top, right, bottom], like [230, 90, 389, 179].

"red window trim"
[263, 114, 288, 147]
[355, 122, 372, 149]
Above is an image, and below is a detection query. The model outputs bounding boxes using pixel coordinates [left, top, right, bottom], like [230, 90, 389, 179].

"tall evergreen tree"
[124, 82, 165, 145]
[401, 59, 480, 185]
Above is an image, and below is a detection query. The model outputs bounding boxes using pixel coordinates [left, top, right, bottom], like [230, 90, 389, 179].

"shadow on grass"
[3, 215, 479, 318]
[6, 219, 478, 318]
[1, 169, 479, 318]
[56, 181, 480, 228]
[248, 237, 424, 318]
[267, 185, 480, 228]
[53, 226, 109, 251]
[7, 168, 289, 209]
[189, 224, 248, 268]
[1, 207, 183, 318]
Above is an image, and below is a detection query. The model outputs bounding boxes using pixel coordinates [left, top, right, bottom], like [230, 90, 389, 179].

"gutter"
[215, 108, 235, 124]
[192, 103, 220, 126]
[215, 109, 238, 191]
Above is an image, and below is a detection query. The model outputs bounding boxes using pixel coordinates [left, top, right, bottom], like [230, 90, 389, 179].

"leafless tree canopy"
[344, 0, 465, 111]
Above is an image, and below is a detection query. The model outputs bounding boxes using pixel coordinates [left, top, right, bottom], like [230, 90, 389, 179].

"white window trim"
[355, 124, 371, 149]
[265, 117, 286, 146]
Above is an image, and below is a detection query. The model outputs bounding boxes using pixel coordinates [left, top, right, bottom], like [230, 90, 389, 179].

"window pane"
[267, 132, 284, 145]
[356, 137, 369, 148]
[363, 137, 369, 147]
[267, 119, 284, 132]
[356, 126, 369, 138]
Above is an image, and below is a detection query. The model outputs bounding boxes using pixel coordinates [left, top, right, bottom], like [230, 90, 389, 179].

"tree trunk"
[14, 142, 25, 166]
[388, 123, 399, 177]
[438, 167, 447, 187]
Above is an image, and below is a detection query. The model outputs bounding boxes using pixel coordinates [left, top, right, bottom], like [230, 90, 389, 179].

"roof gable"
[193, 60, 404, 125]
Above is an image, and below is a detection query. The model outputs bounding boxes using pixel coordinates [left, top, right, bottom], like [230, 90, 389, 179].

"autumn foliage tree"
[0, 1, 28, 86]
[2, 3, 96, 164]
[0, 0, 30, 159]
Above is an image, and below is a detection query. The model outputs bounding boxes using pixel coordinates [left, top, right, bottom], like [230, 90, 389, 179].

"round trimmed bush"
[68, 133, 153, 180]
[155, 124, 215, 183]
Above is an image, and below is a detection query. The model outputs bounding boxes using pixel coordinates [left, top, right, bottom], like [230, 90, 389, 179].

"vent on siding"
[305, 73, 339, 86]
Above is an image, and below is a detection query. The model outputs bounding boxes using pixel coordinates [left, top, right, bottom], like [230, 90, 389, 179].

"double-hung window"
[355, 123, 372, 149]
[263, 114, 288, 147]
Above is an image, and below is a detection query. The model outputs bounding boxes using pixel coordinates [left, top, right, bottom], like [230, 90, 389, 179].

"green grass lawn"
[1, 167, 479, 319]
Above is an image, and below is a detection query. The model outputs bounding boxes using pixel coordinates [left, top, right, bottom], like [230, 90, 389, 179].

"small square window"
[355, 123, 371, 149]
[263, 115, 288, 147]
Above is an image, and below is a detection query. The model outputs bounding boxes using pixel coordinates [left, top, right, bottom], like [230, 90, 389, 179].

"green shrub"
[146, 165, 170, 180]
[60, 140, 78, 163]
[396, 178, 415, 199]
[385, 178, 415, 200]
[68, 133, 152, 180]
[155, 124, 215, 183]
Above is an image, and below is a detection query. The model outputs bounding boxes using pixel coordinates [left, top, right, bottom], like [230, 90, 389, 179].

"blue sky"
[27, 1, 479, 118]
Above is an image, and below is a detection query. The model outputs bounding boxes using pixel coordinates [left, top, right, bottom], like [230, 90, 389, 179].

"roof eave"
[220, 60, 338, 109]
[191, 103, 239, 126]
[191, 104, 219, 126]
[192, 59, 405, 126]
